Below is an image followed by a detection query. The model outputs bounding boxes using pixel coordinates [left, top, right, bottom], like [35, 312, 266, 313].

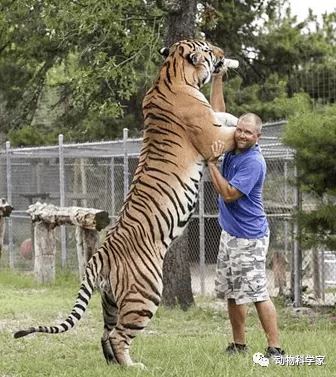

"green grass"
[0, 270, 335, 377]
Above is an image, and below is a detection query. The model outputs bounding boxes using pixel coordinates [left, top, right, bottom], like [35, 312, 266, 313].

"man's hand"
[212, 65, 228, 79]
[208, 140, 225, 164]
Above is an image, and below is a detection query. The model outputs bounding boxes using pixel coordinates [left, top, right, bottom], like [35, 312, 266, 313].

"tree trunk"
[159, 0, 198, 46]
[162, 227, 194, 310]
[157, 0, 198, 310]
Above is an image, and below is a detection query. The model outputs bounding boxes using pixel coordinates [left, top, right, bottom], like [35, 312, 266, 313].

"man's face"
[234, 120, 260, 151]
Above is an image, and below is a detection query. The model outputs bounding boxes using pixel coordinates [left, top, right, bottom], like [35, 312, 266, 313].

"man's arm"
[207, 140, 243, 203]
[208, 161, 242, 202]
[210, 70, 238, 127]
[210, 71, 226, 112]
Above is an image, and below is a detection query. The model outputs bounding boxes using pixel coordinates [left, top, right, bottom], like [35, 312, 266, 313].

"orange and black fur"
[14, 39, 236, 369]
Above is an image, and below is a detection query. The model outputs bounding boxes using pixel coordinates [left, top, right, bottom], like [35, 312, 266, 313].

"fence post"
[5, 141, 14, 269]
[320, 247, 325, 302]
[58, 134, 67, 268]
[110, 157, 116, 225]
[293, 164, 302, 307]
[123, 128, 129, 200]
[199, 176, 205, 295]
[282, 159, 290, 295]
[283, 160, 289, 256]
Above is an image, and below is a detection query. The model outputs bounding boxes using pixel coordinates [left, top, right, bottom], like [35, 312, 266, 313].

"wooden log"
[34, 221, 57, 283]
[27, 202, 110, 231]
[27, 202, 109, 282]
[0, 198, 13, 260]
[0, 198, 13, 217]
[75, 226, 99, 279]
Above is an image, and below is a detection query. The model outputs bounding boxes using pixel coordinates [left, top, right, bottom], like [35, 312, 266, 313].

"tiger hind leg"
[100, 290, 118, 363]
[108, 300, 157, 369]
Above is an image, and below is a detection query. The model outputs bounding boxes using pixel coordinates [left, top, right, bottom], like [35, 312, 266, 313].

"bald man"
[208, 72, 285, 359]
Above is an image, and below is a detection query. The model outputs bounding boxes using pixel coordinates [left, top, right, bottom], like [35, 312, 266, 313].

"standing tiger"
[14, 39, 238, 369]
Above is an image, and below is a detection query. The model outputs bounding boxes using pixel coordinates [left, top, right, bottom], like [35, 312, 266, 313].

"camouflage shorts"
[215, 230, 270, 305]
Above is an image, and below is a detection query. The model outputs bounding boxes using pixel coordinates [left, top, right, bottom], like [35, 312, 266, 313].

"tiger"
[14, 39, 238, 369]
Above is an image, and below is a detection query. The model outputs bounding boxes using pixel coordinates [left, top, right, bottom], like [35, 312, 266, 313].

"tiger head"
[159, 39, 225, 88]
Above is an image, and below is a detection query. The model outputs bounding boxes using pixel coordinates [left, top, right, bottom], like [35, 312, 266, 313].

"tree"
[0, 0, 164, 144]
[0, 0, 61, 137]
[2, 0, 336, 145]
[201, 0, 336, 119]
[156, 0, 198, 310]
[283, 102, 336, 250]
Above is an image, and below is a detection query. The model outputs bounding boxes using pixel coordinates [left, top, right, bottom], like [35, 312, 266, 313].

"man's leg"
[254, 299, 280, 347]
[228, 298, 248, 345]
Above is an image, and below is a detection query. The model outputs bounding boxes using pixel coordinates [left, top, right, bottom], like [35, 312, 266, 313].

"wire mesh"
[0, 121, 334, 305]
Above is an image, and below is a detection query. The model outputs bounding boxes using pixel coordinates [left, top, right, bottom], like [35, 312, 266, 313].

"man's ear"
[188, 51, 203, 66]
[159, 47, 169, 58]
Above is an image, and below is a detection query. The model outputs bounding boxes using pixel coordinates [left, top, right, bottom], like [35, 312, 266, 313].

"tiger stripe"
[14, 39, 237, 369]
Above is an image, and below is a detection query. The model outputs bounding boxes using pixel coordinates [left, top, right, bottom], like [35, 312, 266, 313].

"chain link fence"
[0, 121, 334, 306]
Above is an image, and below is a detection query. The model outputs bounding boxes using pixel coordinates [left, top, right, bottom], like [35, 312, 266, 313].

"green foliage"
[1, 0, 336, 146]
[284, 105, 336, 194]
[200, 0, 277, 59]
[203, 73, 312, 122]
[284, 104, 336, 249]
[0, 0, 163, 142]
[203, 0, 336, 121]
[298, 204, 336, 250]
[8, 125, 58, 146]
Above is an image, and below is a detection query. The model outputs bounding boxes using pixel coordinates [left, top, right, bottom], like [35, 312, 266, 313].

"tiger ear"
[188, 51, 203, 66]
[159, 47, 169, 58]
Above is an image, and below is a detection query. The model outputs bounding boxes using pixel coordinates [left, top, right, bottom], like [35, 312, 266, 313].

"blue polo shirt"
[218, 145, 269, 239]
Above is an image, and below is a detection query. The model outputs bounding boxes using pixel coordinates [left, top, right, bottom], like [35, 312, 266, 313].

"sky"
[289, 0, 336, 21]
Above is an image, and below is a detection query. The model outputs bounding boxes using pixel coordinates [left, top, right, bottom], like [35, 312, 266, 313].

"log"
[34, 221, 57, 283]
[75, 226, 99, 278]
[27, 202, 110, 231]
[0, 198, 13, 217]
[0, 198, 13, 260]
[27, 202, 110, 282]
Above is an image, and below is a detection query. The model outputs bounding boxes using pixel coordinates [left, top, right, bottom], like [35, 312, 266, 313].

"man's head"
[234, 113, 262, 152]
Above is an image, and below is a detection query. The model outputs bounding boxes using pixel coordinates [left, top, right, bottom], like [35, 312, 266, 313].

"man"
[208, 70, 285, 358]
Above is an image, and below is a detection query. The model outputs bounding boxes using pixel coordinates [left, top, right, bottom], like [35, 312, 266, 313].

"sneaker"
[225, 342, 249, 355]
[265, 346, 285, 359]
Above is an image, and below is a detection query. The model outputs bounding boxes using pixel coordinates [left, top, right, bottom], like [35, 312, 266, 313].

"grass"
[1, 270, 336, 377]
